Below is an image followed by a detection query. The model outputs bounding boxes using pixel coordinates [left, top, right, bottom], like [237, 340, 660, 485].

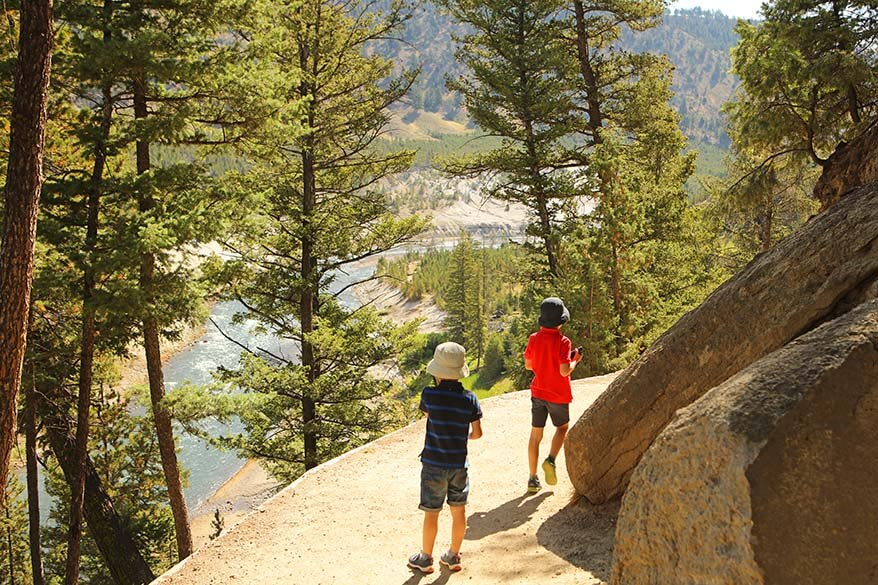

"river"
[26, 232, 520, 524]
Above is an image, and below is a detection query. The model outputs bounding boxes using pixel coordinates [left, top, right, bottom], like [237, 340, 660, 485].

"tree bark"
[572, 0, 602, 144]
[571, 1, 628, 348]
[299, 127, 319, 472]
[132, 75, 194, 560]
[0, 0, 53, 498]
[565, 183, 878, 503]
[24, 363, 44, 585]
[64, 77, 113, 585]
[43, 413, 155, 584]
[298, 27, 320, 471]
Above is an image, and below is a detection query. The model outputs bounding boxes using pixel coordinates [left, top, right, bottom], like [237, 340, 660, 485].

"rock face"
[611, 300, 878, 585]
[813, 122, 878, 211]
[564, 184, 878, 503]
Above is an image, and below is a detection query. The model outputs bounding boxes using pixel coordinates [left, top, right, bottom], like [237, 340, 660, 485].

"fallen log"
[565, 183, 878, 503]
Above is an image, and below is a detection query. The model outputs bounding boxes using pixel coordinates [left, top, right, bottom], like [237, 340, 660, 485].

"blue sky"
[671, 0, 764, 20]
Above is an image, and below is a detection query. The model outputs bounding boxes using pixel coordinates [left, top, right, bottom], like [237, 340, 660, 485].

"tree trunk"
[565, 184, 878, 503]
[132, 75, 194, 560]
[4, 490, 15, 585]
[759, 203, 773, 252]
[299, 31, 320, 471]
[43, 414, 155, 584]
[300, 144, 319, 471]
[609, 237, 625, 352]
[24, 363, 44, 585]
[572, 0, 603, 143]
[0, 0, 53, 498]
[64, 77, 112, 585]
[571, 1, 629, 348]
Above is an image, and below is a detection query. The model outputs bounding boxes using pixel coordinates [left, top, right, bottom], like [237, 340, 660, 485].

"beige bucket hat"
[426, 341, 470, 380]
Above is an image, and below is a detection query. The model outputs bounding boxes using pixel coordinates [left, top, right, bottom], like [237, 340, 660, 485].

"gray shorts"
[419, 464, 469, 512]
[531, 397, 570, 428]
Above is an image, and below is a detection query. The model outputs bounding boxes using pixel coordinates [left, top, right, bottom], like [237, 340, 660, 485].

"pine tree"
[439, 0, 578, 280]
[706, 146, 818, 266]
[205, 0, 427, 480]
[1, 475, 31, 585]
[45, 0, 268, 565]
[0, 0, 53, 501]
[445, 233, 475, 345]
[727, 1, 877, 175]
[561, 0, 696, 357]
[209, 509, 224, 541]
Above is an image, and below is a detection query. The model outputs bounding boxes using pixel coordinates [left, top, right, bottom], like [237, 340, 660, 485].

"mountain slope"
[375, 5, 742, 146]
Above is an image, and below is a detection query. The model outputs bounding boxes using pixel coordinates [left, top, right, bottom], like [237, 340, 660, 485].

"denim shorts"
[419, 463, 469, 512]
[531, 397, 570, 428]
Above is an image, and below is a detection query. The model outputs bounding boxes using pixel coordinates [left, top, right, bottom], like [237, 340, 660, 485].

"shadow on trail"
[536, 497, 620, 582]
[402, 567, 453, 585]
[466, 492, 552, 540]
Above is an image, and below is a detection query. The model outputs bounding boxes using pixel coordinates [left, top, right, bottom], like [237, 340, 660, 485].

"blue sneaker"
[440, 550, 462, 571]
[408, 552, 434, 574]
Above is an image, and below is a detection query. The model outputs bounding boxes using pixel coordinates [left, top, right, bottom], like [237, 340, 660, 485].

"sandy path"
[153, 374, 618, 585]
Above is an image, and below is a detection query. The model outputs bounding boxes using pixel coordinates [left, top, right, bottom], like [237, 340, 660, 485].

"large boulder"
[565, 183, 878, 503]
[813, 122, 878, 211]
[611, 300, 878, 585]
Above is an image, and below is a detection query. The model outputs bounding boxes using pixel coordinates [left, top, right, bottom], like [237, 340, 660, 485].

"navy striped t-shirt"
[419, 380, 482, 469]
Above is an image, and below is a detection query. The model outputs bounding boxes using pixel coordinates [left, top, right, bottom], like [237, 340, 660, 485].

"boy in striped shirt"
[408, 342, 483, 574]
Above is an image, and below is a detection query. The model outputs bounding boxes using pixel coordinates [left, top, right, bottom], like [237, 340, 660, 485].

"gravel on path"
[153, 374, 618, 585]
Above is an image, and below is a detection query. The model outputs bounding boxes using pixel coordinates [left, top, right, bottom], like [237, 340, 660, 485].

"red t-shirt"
[524, 327, 572, 404]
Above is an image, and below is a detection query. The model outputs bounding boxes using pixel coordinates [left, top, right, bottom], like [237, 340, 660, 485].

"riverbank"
[189, 460, 281, 549]
[116, 318, 210, 393]
[353, 278, 446, 333]
[184, 276, 448, 547]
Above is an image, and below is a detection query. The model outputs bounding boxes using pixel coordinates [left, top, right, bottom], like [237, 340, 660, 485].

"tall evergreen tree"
[560, 0, 696, 356]
[45, 0, 266, 565]
[727, 0, 877, 175]
[440, 0, 578, 280]
[1, 475, 31, 585]
[444, 233, 487, 366]
[0, 0, 53, 500]
[207, 0, 426, 480]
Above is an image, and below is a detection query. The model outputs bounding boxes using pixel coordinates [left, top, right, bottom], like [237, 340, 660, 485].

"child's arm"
[524, 357, 534, 371]
[559, 346, 581, 377]
[469, 419, 483, 440]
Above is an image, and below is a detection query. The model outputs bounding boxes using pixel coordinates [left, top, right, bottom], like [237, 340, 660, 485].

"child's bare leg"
[549, 423, 568, 459]
[422, 511, 440, 556]
[528, 427, 544, 476]
[449, 505, 466, 554]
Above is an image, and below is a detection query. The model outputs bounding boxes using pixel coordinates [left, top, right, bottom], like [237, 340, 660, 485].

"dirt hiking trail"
[154, 374, 618, 585]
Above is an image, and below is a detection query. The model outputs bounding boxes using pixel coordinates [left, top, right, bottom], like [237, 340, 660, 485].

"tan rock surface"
[611, 300, 878, 585]
[153, 374, 617, 585]
[565, 183, 878, 503]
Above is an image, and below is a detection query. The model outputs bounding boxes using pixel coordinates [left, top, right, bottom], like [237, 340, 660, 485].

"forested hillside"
[377, 5, 742, 146]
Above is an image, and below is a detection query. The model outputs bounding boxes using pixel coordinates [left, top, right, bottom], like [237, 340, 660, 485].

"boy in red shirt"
[523, 297, 581, 493]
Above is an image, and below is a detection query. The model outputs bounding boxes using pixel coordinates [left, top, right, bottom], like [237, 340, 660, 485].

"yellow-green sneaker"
[542, 458, 557, 485]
